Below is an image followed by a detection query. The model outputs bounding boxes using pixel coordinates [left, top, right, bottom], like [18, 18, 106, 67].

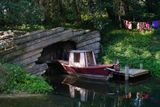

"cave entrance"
[37, 41, 76, 75]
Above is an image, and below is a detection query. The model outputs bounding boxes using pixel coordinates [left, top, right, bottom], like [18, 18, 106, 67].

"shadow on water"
[0, 75, 160, 107]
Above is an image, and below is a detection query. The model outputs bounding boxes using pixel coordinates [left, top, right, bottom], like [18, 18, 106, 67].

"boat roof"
[70, 50, 93, 53]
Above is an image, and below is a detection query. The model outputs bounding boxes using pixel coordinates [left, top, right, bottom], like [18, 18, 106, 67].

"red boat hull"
[61, 62, 113, 76]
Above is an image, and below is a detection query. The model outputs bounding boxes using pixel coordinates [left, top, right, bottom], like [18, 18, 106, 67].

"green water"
[0, 75, 160, 107]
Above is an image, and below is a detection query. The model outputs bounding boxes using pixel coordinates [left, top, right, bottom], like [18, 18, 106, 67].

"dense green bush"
[101, 29, 160, 76]
[0, 63, 53, 94]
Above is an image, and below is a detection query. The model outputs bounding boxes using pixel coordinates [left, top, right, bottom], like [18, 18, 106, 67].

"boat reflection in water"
[61, 75, 117, 106]
[69, 84, 88, 102]
[61, 75, 160, 107]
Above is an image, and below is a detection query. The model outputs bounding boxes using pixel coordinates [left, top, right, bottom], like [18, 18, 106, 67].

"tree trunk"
[73, 0, 81, 23]
[118, 15, 122, 28]
[146, 0, 154, 13]
[88, 0, 94, 15]
[58, 0, 65, 23]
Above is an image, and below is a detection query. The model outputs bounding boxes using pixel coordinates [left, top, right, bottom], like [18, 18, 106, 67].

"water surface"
[0, 75, 160, 107]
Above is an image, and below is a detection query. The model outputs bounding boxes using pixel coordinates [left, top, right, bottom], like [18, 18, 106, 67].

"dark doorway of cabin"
[36, 41, 76, 75]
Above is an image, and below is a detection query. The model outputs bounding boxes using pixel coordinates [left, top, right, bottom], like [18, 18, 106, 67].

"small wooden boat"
[58, 50, 117, 80]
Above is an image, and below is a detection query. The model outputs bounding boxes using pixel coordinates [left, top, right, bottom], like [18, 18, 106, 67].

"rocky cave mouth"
[36, 41, 76, 75]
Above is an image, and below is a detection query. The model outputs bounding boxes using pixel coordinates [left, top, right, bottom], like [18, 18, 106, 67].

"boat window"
[74, 53, 80, 62]
[86, 52, 95, 66]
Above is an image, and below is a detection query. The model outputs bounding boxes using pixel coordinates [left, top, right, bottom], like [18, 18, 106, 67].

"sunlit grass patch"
[101, 28, 160, 76]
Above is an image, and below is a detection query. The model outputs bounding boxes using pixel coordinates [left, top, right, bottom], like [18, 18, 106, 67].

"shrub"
[16, 74, 53, 94]
[0, 63, 53, 94]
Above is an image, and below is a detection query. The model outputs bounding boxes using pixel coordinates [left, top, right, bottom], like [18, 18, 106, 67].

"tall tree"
[72, 0, 81, 23]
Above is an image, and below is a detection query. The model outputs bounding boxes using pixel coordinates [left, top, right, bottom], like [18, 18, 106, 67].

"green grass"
[100, 27, 160, 77]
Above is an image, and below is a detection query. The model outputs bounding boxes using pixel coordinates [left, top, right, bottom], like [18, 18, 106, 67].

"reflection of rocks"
[69, 84, 88, 102]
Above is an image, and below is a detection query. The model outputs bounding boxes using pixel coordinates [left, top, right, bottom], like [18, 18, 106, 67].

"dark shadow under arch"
[37, 41, 76, 75]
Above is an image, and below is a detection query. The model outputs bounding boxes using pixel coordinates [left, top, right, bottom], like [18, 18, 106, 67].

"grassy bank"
[0, 63, 53, 94]
[100, 28, 160, 77]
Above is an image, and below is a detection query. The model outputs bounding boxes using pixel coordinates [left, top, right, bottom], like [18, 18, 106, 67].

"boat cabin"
[69, 50, 97, 67]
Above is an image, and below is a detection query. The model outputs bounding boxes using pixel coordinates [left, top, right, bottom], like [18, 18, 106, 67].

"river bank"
[0, 93, 45, 98]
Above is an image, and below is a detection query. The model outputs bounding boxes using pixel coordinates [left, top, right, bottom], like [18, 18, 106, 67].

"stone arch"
[0, 27, 101, 75]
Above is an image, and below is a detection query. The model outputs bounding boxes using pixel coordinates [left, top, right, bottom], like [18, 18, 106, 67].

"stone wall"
[0, 27, 101, 75]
